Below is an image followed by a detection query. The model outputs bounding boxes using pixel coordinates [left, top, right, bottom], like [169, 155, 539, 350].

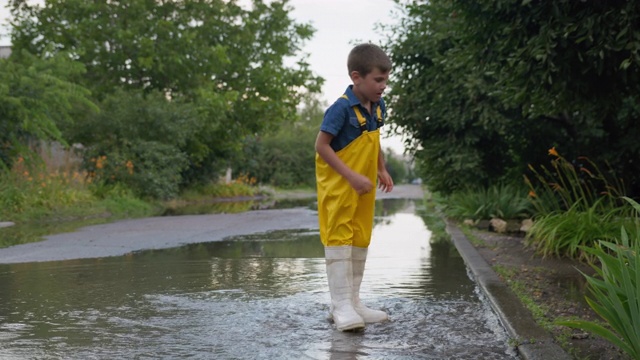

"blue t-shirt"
[320, 85, 386, 152]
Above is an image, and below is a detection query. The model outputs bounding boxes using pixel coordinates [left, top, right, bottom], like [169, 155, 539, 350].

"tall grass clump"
[557, 197, 640, 360]
[445, 182, 532, 220]
[0, 157, 155, 247]
[526, 201, 632, 261]
[525, 147, 627, 215]
[0, 157, 93, 221]
[178, 173, 264, 201]
[525, 148, 631, 260]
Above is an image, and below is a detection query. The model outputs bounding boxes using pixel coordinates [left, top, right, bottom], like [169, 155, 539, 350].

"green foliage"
[9, 0, 322, 187]
[526, 149, 627, 215]
[0, 50, 96, 169]
[525, 202, 632, 261]
[73, 90, 194, 199]
[387, 0, 640, 196]
[524, 149, 633, 260]
[257, 125, 318, 188]
[0, 166, 93, 221]
[386, 0, 533, 194]
[232, 92, 323, 188]
[181, 182, 259, 200]
[557, 198, 640, 360]
[445, 183, 533, 221]
[383, 149, 409, 184]
[0, 165, 155, 248]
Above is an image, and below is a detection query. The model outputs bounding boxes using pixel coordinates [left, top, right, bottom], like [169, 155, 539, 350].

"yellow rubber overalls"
[316, 96, 382, 248]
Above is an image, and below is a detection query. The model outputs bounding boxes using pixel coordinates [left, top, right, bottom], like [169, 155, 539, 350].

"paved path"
[0, 185, 424, 264]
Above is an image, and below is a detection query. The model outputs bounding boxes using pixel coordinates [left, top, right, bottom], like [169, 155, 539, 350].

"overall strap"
[340, 94, 383, 133]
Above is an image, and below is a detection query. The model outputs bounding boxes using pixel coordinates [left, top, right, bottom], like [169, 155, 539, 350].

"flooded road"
[0, 197, 517, 359]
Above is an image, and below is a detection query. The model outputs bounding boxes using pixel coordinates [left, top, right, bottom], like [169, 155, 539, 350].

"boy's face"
[351, 67, 389, 104]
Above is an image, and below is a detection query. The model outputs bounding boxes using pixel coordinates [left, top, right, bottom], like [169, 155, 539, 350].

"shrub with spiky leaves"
[445, 182, 532, 221]
[557, 197, 640, 360]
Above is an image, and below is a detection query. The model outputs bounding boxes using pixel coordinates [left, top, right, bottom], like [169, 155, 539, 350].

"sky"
[0, 0, 407, 153]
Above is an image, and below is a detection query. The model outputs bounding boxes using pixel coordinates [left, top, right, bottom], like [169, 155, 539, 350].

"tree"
[9, 0, 322, 185]
[383, 149, 408, 184]
[0, 50, 96, 169]
[387, 0, 640, 195]
[232, 91, 324, 188]
[74, 89, 198, 199]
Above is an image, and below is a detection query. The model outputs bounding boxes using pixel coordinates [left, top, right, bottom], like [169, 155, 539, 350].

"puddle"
[0, 200, 517, 359]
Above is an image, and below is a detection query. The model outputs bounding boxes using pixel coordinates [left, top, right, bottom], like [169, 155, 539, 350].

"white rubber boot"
[325, 246, 365, 331]
[352, 246, 389, 323]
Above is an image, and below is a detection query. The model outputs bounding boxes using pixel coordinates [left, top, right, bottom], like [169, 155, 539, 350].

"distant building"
[0, 46, 11, 59]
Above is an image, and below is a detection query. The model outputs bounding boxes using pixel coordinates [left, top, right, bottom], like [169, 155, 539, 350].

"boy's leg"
[351, 192, 388, 323]
[351, 246, 389, 323]
[324, 246, 365, 331]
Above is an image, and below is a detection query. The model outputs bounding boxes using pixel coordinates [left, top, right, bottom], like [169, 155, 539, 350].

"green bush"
[557, 198, 640, 360]
[72, 90, 195, 199]
[445, 182, 532, 220]
[525, 201, 632, 261]
[526, 148, 626, 216]
[383, 150, 409, 184]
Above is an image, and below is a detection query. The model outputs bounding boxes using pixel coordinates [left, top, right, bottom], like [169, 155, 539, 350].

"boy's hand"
[348, 173, 374, 195]
[377, 169, 394, 193]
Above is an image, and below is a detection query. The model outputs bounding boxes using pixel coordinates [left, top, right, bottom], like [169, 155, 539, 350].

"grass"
[493, 265, 554, 330]
[460, 226, 487, 247]
[525, 202, 633, 261]
[492, 264, 580, 354]
[0, 163, 264, 248]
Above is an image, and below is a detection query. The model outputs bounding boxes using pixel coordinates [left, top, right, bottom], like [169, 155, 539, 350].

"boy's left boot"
[325, 246, 365, 331]
[351, 246, 389, 323]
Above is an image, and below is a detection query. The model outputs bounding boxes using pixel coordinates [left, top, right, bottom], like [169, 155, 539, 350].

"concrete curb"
[445, 220, 572, 360]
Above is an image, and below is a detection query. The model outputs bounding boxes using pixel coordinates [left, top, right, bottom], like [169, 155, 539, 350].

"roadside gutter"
[446, 220, 572, 360]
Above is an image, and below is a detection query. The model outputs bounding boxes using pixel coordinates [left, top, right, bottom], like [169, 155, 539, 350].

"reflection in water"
[0, 200, 516, 359]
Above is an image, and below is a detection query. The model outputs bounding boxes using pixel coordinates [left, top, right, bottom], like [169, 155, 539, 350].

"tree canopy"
[7, 0, 322, 192]
[0, 50, 96, 169]
[387, 0, 640, 195]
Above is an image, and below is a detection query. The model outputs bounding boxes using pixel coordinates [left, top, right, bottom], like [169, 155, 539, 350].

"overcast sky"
[0, 0, 406, 152]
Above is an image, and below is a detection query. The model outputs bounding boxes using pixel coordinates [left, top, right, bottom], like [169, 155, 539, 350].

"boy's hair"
[347, 43, 392, 77]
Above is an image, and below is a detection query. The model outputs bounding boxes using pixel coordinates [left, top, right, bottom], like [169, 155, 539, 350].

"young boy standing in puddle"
[315, 43, 394, 331]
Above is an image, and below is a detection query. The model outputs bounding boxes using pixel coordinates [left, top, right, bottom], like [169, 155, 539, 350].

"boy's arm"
[315, 131, 374, 195]
[377, 146, 394, 193]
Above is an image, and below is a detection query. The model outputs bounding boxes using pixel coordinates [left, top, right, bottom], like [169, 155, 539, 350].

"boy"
[315, 43, 394, 331]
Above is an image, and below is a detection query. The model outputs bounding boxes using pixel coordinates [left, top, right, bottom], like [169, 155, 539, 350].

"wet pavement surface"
[0, 189, 518, 359]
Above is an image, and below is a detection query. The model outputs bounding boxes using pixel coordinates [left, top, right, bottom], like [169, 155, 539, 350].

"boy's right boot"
[324, 246, 365, 332]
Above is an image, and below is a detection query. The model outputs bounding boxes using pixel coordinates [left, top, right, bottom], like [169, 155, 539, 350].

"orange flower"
[548, 147, 559, 157]
[528, 190, 536, 198]
[125, 160, 134, 175]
